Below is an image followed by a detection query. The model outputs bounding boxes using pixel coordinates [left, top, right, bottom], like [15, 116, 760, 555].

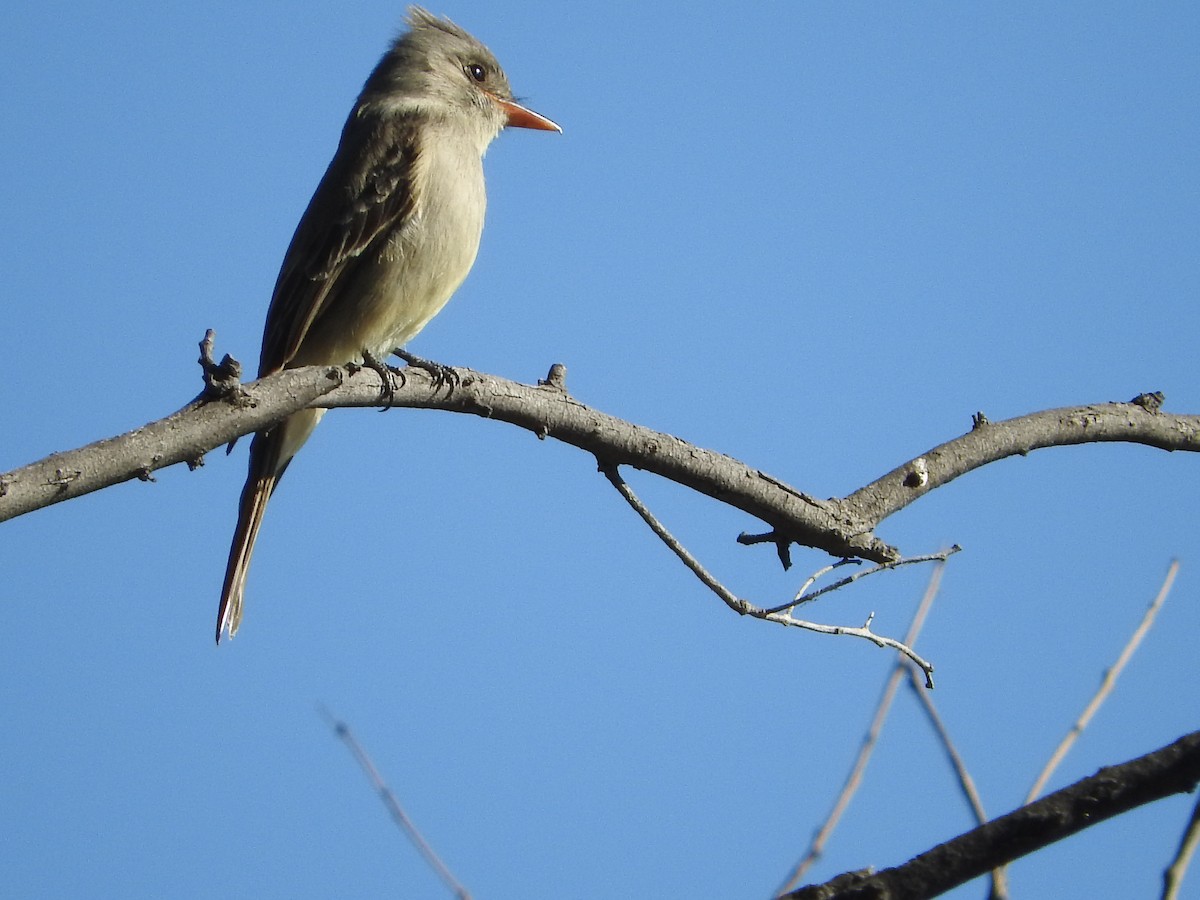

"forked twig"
[318, 705, 472, 900]
[792, 559, 863, 598]
[599, 463, 937, 681]
[766, 548, 962, 616]
[774, 613, 935, 688]
[773, 564, 945, 896]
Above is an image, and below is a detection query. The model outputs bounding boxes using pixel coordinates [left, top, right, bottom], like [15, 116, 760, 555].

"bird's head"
[358, 6, 560, 143]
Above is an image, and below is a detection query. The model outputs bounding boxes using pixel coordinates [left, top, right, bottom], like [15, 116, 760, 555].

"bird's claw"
[392, 348, 459, 395]
[359, 350, 400, 409]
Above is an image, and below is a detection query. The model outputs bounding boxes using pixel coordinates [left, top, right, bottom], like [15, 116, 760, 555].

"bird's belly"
[290, 139, 488, 369]
[358, 228, 480, 356]
[295, 204, 484, 367]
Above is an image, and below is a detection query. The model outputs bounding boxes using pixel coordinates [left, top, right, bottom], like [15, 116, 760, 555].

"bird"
[216, 6, 559, 642]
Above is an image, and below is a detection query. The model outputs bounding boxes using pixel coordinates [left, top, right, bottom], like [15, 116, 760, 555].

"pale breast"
[298, 125, 489, 368]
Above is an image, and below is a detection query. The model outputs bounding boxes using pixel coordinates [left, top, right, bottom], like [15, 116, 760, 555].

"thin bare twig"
[1164, 793, 1200, 900]
[599, 462, 750, 615]
[599, 463, 935, 681]
[317, 705, 472, 900]
[906, 663, 1008, 899]
[773, 564, 945, 897]
[766, 547, 962, 615]
[907, 665, 988, 824]
[1025, 560, 1179, 804]
[793, 559, 862, 597]
[772, 613, 935, 687]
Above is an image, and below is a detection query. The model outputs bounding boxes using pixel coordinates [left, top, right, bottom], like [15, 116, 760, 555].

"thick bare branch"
[0, 359, 894, 560]
[844, 401, 1200, 526]
[328, 365, 896, 561]
[3, 347, 1197, 578]
[0, 366, 344, 522]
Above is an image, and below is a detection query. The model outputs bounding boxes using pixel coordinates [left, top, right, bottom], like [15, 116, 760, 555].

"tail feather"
[217, 408, 325, 643]
[216, 432, 282, 643]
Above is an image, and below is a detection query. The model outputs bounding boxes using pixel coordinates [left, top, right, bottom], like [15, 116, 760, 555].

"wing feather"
[259, 116, 420, 375]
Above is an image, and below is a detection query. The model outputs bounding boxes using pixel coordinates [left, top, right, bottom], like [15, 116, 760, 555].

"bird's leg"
[392, 348, 460, 395]
[359, 349, 402, 408]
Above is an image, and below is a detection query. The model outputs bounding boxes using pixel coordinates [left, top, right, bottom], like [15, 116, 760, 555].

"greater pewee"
[217, 7, 559, 641]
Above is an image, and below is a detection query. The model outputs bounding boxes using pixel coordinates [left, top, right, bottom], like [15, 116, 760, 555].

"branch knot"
[198, 329, 250, 406]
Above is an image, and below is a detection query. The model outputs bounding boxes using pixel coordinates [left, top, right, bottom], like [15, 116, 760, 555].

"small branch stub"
[1132, 391, 1165, 412]
[540, 363, 568, 391]
[737, 529, 795, 570]
[198, 329, 248, 404]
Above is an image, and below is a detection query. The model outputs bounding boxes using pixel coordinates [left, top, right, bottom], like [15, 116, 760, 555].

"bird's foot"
[392, 348, 460, 396]
[359, 349, 401, 409]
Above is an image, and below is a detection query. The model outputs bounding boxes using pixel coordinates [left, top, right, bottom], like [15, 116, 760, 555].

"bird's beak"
[492, 95, 562, 133]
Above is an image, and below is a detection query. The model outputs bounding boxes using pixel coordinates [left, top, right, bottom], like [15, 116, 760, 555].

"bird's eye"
[465, 63, 487, 83]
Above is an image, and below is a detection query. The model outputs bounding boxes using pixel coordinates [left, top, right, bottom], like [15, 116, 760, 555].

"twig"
[600, 463, 935, 681]
[599, 462, 751, 615]
[317, 705, 472, 900]
[773, 564, 945, 896]
[908, 665, 988, 824]
[1025, 560, 1179, 804]
[794, 558, 862, 598]
[783, 730, 1200, 900]
[772, 613, 935, 688]
[197, 328, 246, 401]
[906, 662, 1008, 899]
[765, 547, 962, 615]
[1164, 794, 1200, 900]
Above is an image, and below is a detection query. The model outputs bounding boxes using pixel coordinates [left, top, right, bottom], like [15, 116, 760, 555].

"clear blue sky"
[3, 3, 1198, 898]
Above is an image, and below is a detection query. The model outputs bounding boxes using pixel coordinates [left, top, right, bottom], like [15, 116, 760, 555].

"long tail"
[216, 408, 323, 643]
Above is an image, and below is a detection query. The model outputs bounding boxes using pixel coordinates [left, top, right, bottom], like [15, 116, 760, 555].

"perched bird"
[216, 7, 559, 641]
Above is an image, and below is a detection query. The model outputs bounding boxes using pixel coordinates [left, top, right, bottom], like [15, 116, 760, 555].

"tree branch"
[0, 365, 344, 521]
[3, 342, 1198, 579]
[844, 396, 1200, 526]
[598, 463, 936, 681]
[782, 730, 1200, 900]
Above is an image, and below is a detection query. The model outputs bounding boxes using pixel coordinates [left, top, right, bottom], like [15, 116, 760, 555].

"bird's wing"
[259, 115, 420, 375]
